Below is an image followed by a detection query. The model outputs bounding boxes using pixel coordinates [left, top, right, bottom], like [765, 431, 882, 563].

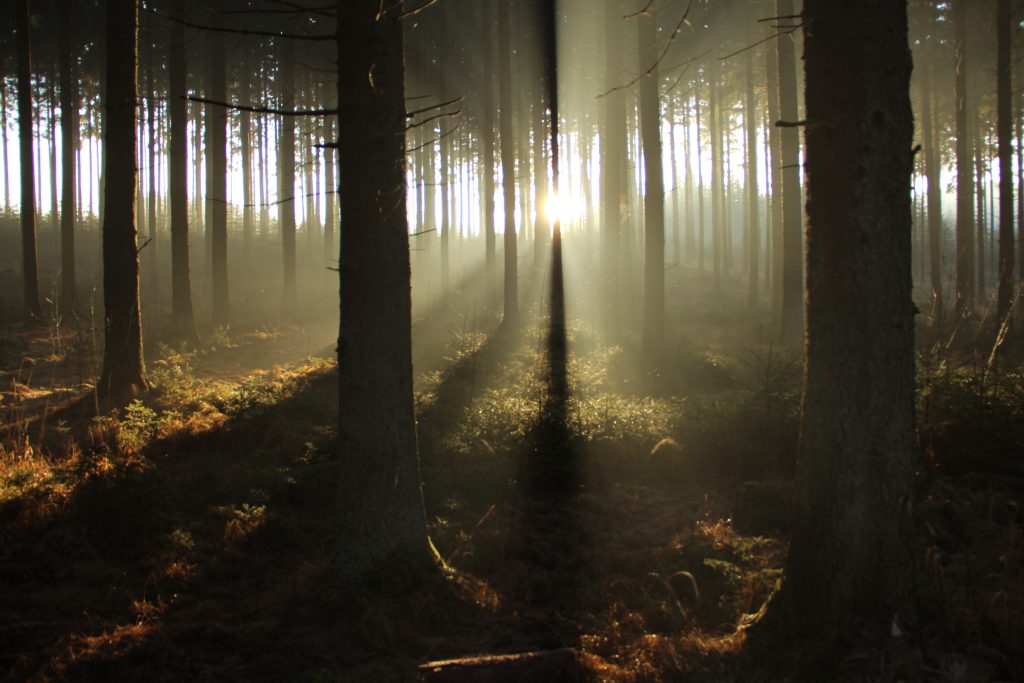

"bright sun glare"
[543, 192, 581, 225]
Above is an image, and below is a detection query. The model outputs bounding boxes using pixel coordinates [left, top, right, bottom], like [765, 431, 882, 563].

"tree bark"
[953, 0, 974, 319]
[921, 66, 942, 322]
[206, 20, 229, 326]
[601, 0, 625, 341]
[280, 39, 297, 311]
[780, 0, 915, 630]
[745, 41, 760, 310]
[995, 0, 1014, 322]
[16, 0, 42, 318]
[481, 1, 497, 306]
[777, 0, 803, 346]
[99, 0, 147, 401]
[498, 0, 518, 325]
[168, 17, 198, 343]
[59, 0, 77, 316]
[334, 0, 432, 583]
[638, 3, 664, 356]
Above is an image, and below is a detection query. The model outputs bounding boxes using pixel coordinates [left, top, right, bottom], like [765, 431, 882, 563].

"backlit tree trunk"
[777, 0, 803, 345]
[16, 0, 42, 318]
[334, 0, 432, 583]
[995, 0, 1014, 321]
[638, 3, 664, 356]
[59, 0, 77, 315]
[99, 0, 146, 401]
[499, 0, 518, 325]
[780, 0, 915, 629]
[953, 0, 974, 319]
[206, 23, 229, 326]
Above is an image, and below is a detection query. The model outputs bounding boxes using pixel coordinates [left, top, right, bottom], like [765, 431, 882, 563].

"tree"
[279, 38, 298, 312]
[776, 0, 915, 631]
[481, 1, 498, 305]
[99, 0, 146, 401]
[638, 2, 665, 356]
[168, 17, 199, 344]
[601, 0, 625, 341]
[59, 0, 78, 316]
[995, 0, 1014, 321]
[953, 0, 974, 319]
[776, 0, 802, 345]
[333, 0, 433, 582]
[206, 14, 229, 326]
[16, 0, 42, 318]
[498, 0, 518, 325]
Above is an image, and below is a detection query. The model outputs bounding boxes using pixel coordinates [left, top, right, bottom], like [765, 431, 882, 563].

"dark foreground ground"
[1, 245, 1023, 682]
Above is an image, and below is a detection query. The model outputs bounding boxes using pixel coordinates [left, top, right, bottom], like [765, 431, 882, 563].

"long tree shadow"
[509, 231, 592, 647]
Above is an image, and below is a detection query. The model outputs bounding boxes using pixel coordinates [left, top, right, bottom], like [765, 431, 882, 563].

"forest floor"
[1, 246, 1023, 681]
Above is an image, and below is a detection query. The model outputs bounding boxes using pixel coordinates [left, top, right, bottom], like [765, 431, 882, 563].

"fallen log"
[419, 648, 580, 682]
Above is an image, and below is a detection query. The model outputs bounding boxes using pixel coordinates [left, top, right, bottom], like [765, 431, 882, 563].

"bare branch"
[187, 95, 335, 116]
[145, 7, 334, 41]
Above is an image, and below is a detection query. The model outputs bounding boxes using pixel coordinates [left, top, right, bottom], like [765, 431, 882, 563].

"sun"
[542, 191, 580, 225]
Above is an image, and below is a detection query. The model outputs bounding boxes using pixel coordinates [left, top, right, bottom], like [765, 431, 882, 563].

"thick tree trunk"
[59, 0, 77, 315]
[99, 0, 147, 401]
[16, 0, 42, 318]
[638, 4, 664, 356]
[777, 0, 803, 346]
[334, 0, 432, 583]
[206, 25, 229, 326]
[953, 0, 974, 319]
[780, 0, 915, 629]
[498, 0, 518, 325]
[996, 0, 1014, 322]
[168, 19, 198, 343]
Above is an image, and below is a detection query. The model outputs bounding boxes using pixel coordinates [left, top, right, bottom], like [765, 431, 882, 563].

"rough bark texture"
[638, 4, 664, 356]
[995, 0, 1014, 321]
[781, 0, 915, 629]
[16, 0, 42, 318]
[498, 0, 518, 325]
[745, 42, 759, 310]
[334, 0, 432, 583]
[168, 19, 198, 344]
[777, 0, 803, 345]
[99, 0, 146, 401]
[59, 0, 77, 315]
[953, 0, 974, 318]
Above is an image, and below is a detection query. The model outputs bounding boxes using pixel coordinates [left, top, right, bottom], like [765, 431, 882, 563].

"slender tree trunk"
[498, 0, 518, 324]
[146, 40, 158, 300]
[996, 0, 1014, 321]
[921, 66, 943, 322]
[709, 58, 723, 292]
[482, 1, 497, 306]
[954, 0, 974, 319]
[240, 74, 254, 272]
[638, 3, 664, 355]
[976, 115, 986, 302]
[59, 0, 77, 315]
[777, 0, 803, 345]
[668, 96, 680, 265]
[206, 25, 229, 326]
[1, 76, 9, 214]
[168, 18, 198, 343]
[16, 0, 42, 318]
[695, 75, 706, 273]
[280, 39, 297, 311]
[778, 0, 915, 631]
[601, 0, 624, 341]
[48, 75, 58, 236]
[745, 43, 760, 310]
[323, 115, 335, 260]
[334, 0, 432, 583]
[100, 0, 147, 401]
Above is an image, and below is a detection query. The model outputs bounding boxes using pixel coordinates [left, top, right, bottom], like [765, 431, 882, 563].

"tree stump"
[419, 648, 580, 682]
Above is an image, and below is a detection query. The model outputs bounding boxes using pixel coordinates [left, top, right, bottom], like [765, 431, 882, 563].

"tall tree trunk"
[766, 41, 783, 323]
[996, 0, 1014, 322]
[146, 39, 158, 300]
[695, 75, 706, 272]
[779, 0, 915, 630]
[16, 0, 42, 318]
[1, 76, 9, 214]
[745, 42, 759, 310]
[777, 0, 803, 345]
[601, 0, 624, 341]
[206, 24, 229, 326]
[280, 39, 297, 311]
[668, 96, 680, 265]
[709, 58, 723, 292]
[168, 18, 198, 343]
[638, 3, 664, 356]
[240, 72, 253, 272]
[59, 0, 77, 315]
[323, 115, 335, 260]
[482, 1, 497, 306]
[921, 66, 942, 322]
[975, 115, 986, 302]
[334, 0, 432, 583]
[953, 0, 974, 319]
[99, 0, 147, 401]
[498, 0, 518, 324]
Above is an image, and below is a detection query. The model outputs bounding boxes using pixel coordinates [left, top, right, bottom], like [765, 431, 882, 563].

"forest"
[0, 0, 1022, 680]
